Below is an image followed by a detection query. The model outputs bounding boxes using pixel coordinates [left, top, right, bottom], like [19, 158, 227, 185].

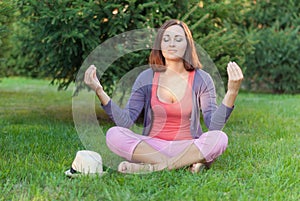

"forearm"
[223, 61, 243, 108]
[222, 90, 238, 108]
[95, 86, 110, 106]
[101, 88, 145, 128]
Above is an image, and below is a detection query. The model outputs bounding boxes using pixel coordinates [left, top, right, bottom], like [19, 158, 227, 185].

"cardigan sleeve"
[101, 71, 148, 128]
[199, 71, 234, 130]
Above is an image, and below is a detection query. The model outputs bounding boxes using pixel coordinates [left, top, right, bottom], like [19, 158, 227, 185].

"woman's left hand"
[227, 61, 244, 94]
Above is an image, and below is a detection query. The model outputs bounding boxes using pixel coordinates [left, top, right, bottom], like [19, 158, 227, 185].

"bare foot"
[190, 163, 205, 173]
[118, 161, 154, 174]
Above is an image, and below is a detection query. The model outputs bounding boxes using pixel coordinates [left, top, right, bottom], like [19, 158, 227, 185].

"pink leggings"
[106, 126, 228, 164]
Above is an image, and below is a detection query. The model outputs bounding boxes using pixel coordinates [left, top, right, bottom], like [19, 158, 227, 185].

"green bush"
[187, 0, 254, 89]
[243, 0, 300, 93]
[13, 0, 104, 88]
[11, 0, 184, 90]
[245, 27, 300, 93]
[0, 0, 16, 77]
[10, 0, 253, 93]
[244, 0, 299, 29]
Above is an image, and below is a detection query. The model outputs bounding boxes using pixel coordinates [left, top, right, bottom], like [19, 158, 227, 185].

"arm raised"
[84, 65, 110, 106]
[222, 61, 244, 108]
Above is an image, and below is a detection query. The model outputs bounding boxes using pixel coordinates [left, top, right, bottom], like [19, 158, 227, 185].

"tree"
[182, 0, 254, 90]
[9, 0, 253, 94]
[12, 0, 186, 90]
[243, 0, 300, 93]
[0, 0, 16, 76]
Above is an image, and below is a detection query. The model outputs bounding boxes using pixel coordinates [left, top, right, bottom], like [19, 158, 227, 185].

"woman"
[84, 19, 243, 174]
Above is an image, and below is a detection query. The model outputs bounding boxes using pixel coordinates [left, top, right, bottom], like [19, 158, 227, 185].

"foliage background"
[0, 0, 16, 76]
[243, 0, 300, 93]
[0, 0, 299, 93]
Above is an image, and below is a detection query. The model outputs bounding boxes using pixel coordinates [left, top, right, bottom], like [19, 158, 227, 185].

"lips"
[167, 50, 177, 53]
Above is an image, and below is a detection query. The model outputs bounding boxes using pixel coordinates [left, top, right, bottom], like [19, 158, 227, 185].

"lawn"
[0, 77, 299, 201]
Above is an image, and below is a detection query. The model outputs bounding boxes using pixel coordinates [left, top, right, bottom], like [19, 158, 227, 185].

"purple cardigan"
[102, 68, 233, 139]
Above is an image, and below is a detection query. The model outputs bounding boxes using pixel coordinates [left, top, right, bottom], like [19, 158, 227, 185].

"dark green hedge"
[244, 0, 300, 93]
[3, 0, 299, 94]
[0, 0, 16, 76]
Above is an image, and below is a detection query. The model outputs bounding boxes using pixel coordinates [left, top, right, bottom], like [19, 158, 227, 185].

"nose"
[169, 39, 175, 47]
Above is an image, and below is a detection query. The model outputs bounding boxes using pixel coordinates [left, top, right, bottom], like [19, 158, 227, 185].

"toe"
[118, 161, 128, 173]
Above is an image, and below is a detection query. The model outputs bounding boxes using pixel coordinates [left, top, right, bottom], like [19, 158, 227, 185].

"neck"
[165, 59, 186, 74]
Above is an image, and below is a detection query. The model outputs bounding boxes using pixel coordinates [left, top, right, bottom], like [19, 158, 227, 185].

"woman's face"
[161, 25, 187, 61]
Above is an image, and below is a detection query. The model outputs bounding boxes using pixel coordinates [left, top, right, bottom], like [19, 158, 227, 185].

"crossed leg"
[118, 141, 205, 174]
[106, 127, 228, 174]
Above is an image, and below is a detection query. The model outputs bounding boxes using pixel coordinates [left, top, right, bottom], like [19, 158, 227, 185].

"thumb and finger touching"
[227, 61, 244, 92]
[84, 65, 101, 91]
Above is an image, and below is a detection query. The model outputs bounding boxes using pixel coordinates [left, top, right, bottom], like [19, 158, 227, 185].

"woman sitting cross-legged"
[84, 19, 243, 174]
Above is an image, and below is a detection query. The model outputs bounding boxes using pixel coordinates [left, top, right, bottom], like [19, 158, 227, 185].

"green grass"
[0, 77, 299, 201]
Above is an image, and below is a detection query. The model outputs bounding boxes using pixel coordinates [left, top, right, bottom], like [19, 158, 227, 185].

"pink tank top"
[149, 70, 195, 141]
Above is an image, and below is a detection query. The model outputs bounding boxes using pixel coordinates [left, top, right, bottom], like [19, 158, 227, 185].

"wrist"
[95, 85, 103, 96]
[223, 90, 239, 108]
[226, 89, 239, 96]
[95, 86, 110, 106]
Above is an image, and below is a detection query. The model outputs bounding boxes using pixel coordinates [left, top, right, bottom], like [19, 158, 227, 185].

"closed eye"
[162, 35, 184, 43]
[175, 36, 183, 42]
[163, 36, 170, 42]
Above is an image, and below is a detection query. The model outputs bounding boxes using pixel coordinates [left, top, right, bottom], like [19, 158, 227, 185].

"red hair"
[149, 19, 202, 71]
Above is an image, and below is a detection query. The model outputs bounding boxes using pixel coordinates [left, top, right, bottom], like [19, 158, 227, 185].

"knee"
[106, 126, 123, 147]
[217, 131, 228, 149]
[208, 130, 228, 153]
[199, 130, 228, 163]
[106, 126, 118, 140]
[206, 130, 228, 152]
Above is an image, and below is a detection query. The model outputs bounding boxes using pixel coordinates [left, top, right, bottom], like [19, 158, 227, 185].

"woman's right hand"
[84, 65, 103, 92]
[84, 65, 110, 105]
